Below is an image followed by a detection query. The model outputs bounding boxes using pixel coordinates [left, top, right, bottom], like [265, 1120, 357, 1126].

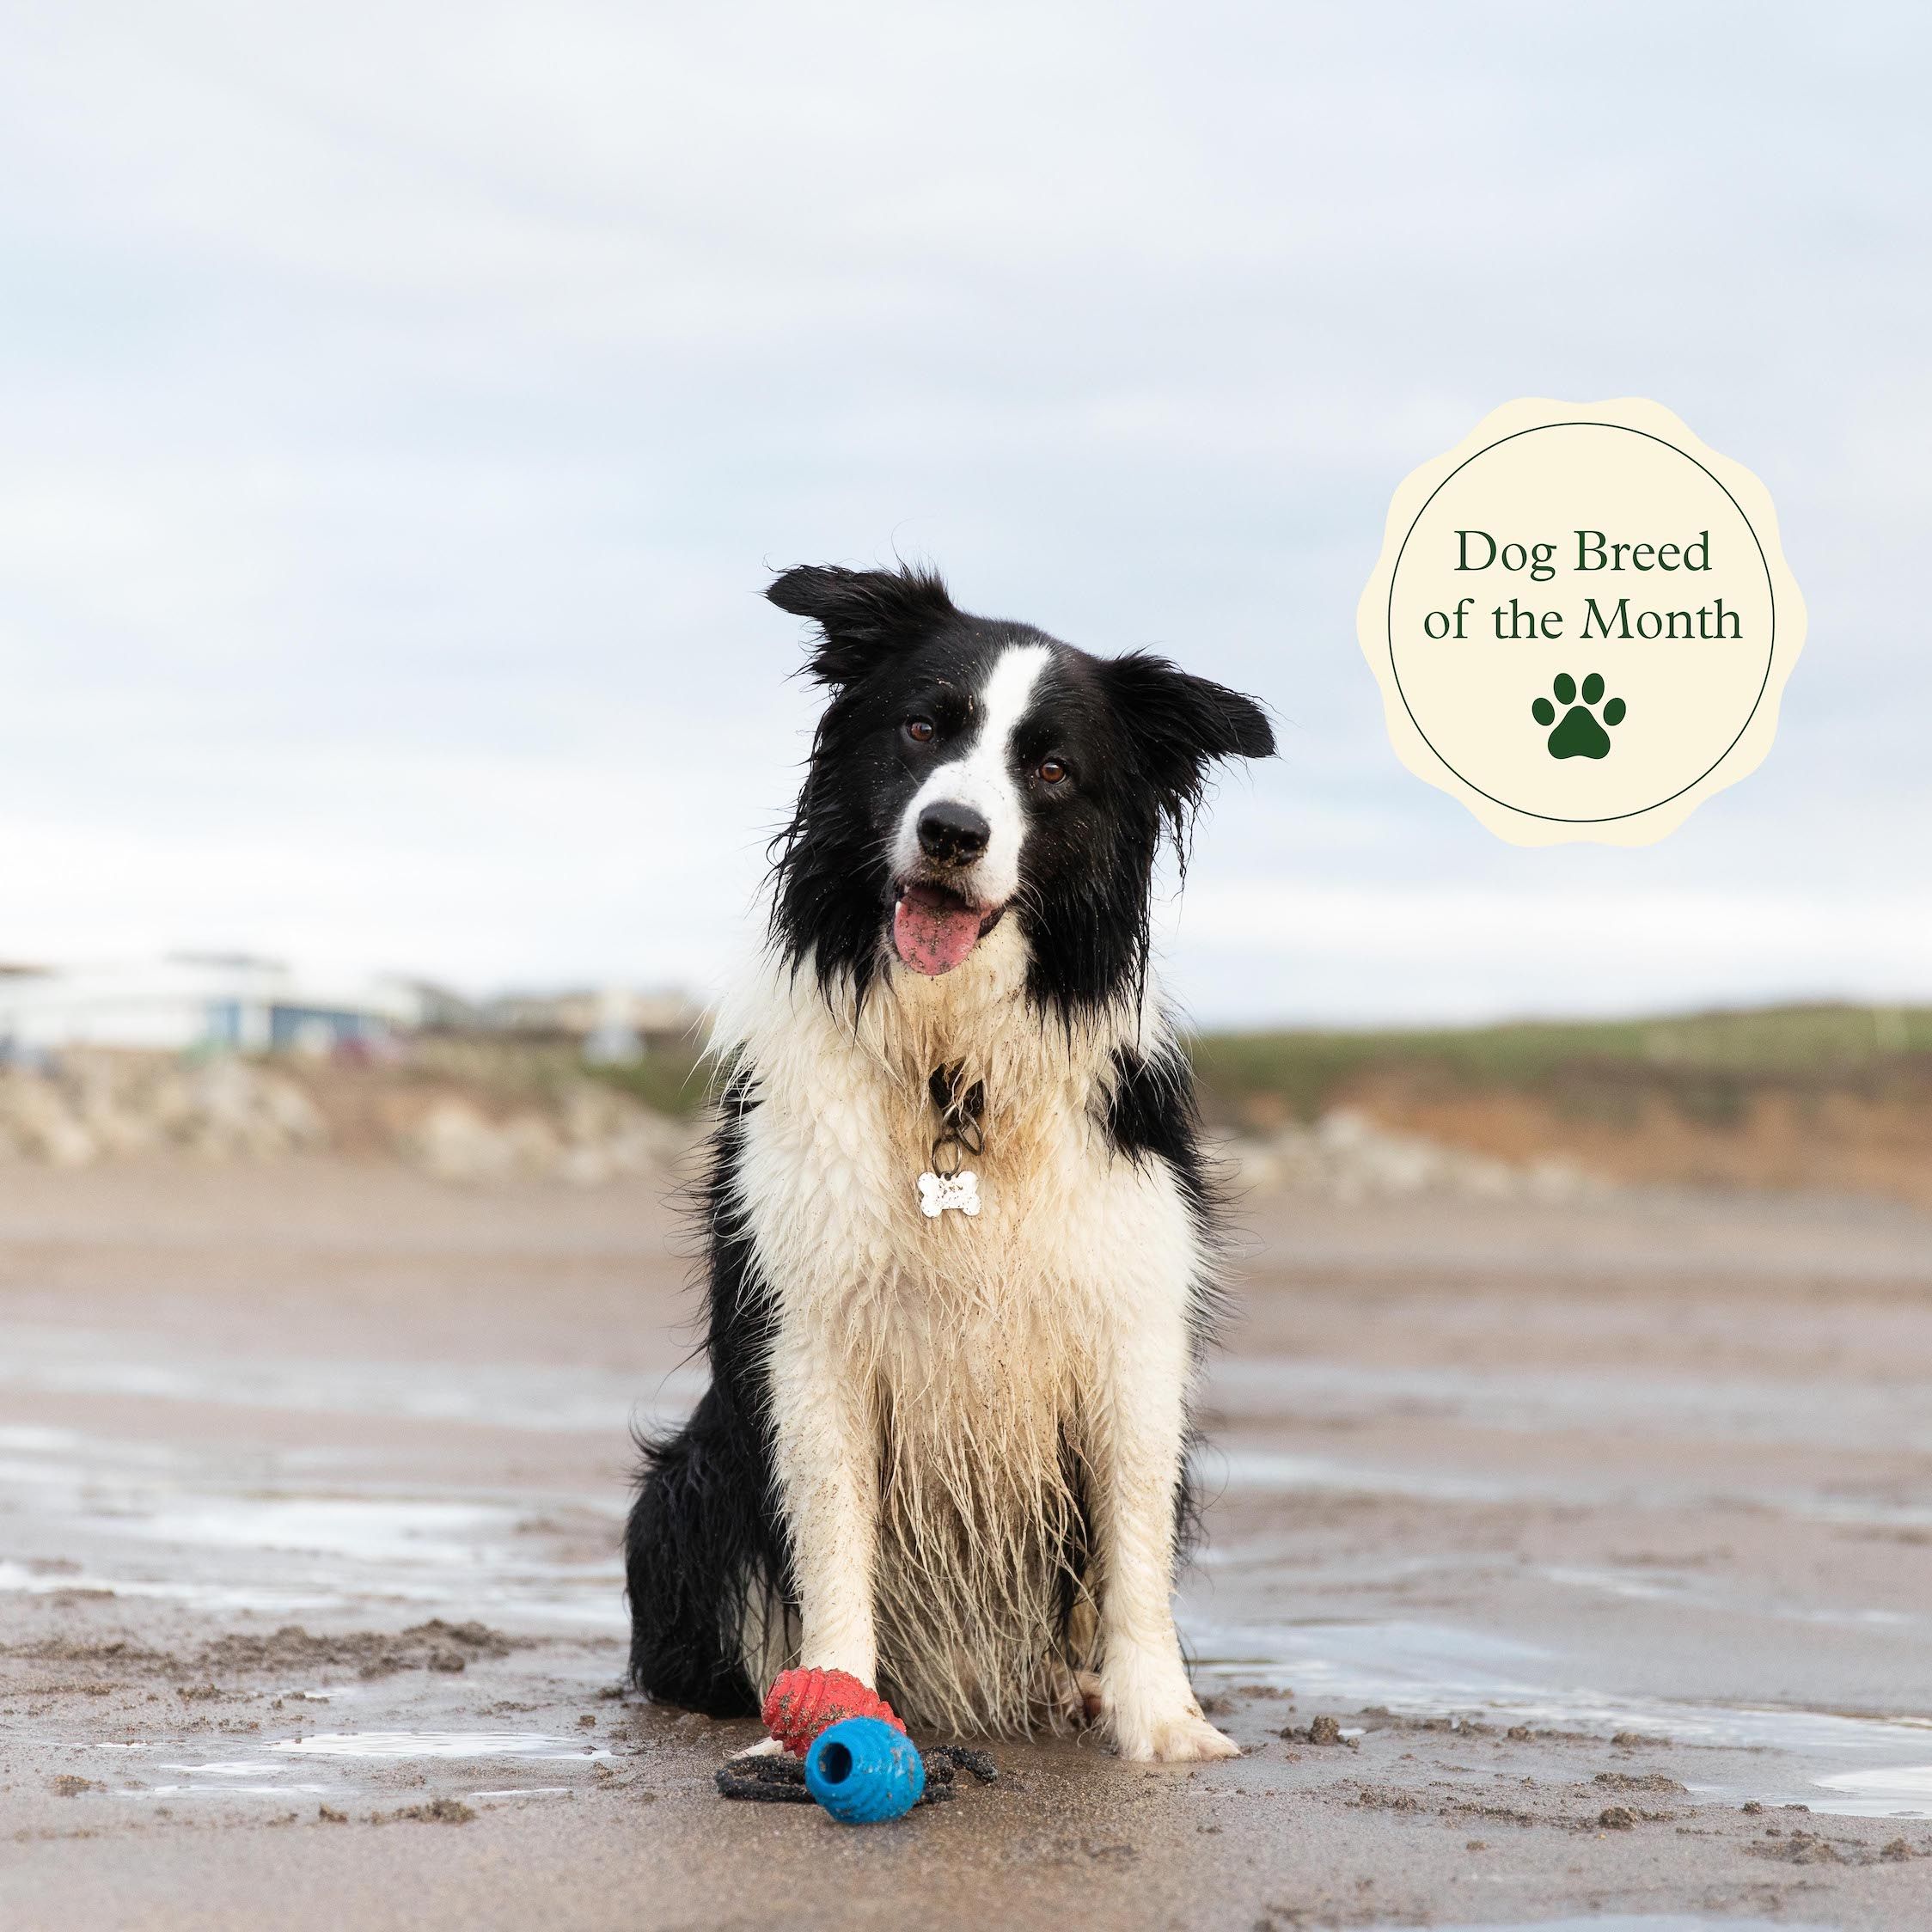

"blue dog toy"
[712, 1732, 996, 1814]
[804, 1716, 926, 1823]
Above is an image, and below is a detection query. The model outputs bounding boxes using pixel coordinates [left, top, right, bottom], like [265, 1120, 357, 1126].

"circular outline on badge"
[1386, 420, 1777, 824]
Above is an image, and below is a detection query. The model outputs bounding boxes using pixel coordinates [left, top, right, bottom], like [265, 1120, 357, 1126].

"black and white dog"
[627, 565, 1272, 1761]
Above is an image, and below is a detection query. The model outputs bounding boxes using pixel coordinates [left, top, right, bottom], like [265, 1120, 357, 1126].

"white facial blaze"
[891, 642, 1052, 906]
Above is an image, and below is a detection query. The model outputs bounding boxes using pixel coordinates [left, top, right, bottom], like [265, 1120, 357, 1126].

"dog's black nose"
[916, 800, 991, 864]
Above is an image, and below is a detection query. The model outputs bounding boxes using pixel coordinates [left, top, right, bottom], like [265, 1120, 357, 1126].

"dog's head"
[766, 564, 1273, 1016]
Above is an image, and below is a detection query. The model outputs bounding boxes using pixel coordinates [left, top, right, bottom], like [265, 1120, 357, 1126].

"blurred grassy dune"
[256, 1012, 1917, 1205]
[581, 1000, 1932, 1208]
[581, 1002, 1932, 1205]
[1189, 1004, 1932, 1208]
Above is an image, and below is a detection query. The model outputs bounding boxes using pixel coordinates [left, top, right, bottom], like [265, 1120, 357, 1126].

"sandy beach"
[3, 1159, 1931, 1929]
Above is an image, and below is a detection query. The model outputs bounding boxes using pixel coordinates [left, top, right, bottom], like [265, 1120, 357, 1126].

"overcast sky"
[1, 3, 1926, 1024]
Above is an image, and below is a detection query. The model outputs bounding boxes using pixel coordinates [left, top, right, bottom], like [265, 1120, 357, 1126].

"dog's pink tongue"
[894, 886, 983, 976]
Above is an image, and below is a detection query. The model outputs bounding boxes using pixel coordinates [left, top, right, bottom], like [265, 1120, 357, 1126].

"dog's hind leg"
[626, 1391, 779, 1718]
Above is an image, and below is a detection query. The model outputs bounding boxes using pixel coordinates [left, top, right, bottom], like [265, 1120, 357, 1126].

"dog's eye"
[904, 717, 936, 745]
[1037, 757, 1067, 785]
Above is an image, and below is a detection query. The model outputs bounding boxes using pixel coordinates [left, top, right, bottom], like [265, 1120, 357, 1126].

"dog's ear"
[767, 565, 958, 688]
[1103, 651, 1275, 816]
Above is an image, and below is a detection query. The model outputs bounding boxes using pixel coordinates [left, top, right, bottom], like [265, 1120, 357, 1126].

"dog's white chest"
[916, 1168, 981, 1217]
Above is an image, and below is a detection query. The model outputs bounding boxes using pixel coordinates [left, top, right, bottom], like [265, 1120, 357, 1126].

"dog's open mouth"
[891, 882, 1004, 977]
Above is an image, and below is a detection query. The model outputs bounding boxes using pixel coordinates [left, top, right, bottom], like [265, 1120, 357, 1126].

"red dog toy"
[761, 1667, 905, 1757]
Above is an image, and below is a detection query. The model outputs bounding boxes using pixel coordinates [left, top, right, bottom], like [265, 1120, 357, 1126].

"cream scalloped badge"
[1357, 398, 1807, 845]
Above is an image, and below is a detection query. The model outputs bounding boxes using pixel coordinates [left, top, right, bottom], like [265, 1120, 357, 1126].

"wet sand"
[3, 1159, 1930, 1929]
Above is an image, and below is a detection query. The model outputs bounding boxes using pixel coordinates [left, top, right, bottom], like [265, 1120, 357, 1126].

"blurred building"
[0, 956, 422, 1059]
[0, 959, 706, 1066]
[480, 987, 704, 1061]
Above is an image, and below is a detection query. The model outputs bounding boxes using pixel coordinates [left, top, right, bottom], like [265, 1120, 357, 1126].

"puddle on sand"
[267, 1732, 609, 1761]
[1533, 1562, 1923, 1634]
[0, 1325, 704, 1435]
[1204, 1444, 1932, 1532]
[129, 1782, 339, 1798]
[128, 1497, 517, 1565]
[0, 1550, 625, 1630]
[1810, 1762, 1932, 1818]
[112, 1733, 611, 1803]
[0, 1557, 344, 1616]
[1209, 1356, 1932, 1455]
[1187, 1612, 1932, 1816]
[0, 1418, 631, 1635]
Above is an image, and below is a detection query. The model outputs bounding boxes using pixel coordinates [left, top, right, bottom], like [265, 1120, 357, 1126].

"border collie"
[626, 565, 1272, 1761]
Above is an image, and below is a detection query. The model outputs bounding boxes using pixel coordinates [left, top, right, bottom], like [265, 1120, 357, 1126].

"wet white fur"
[889, 641, 1051, 908]
[713, 662, 1237, 1760]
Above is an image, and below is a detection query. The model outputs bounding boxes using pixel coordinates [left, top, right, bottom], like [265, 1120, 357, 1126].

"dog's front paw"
[1109, 1699, 1240, 1764]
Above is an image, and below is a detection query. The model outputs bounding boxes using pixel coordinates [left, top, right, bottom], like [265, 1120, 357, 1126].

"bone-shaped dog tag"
[917, 1170, 981, 1218]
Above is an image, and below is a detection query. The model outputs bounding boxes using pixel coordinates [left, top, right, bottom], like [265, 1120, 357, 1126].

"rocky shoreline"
[0, 1051, 694, 1185]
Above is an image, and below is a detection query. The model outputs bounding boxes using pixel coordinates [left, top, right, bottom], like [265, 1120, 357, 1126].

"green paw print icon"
[1532, 671, 1626, 761]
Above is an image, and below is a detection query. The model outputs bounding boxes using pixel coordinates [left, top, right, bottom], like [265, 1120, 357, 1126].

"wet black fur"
[624, 1076, 796, 1714]
[625, 566, 1272, 1716]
